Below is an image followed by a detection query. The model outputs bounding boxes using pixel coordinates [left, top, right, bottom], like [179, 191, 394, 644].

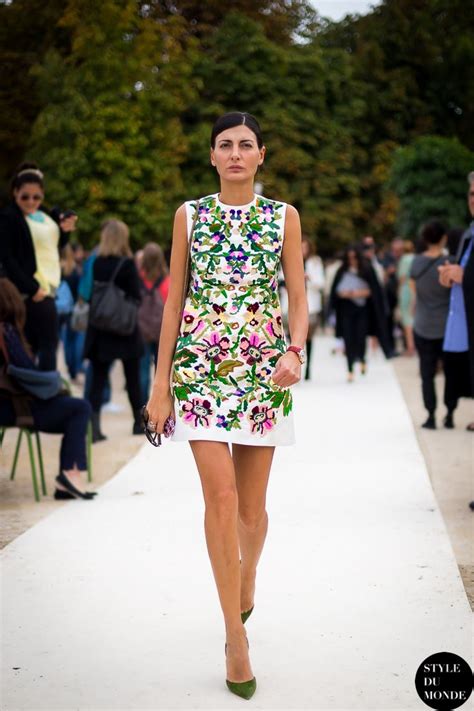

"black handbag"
[89, 258, 138, 336]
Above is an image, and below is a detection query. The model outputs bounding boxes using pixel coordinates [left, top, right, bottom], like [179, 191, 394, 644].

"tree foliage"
[1, 0, 473, 252]
[390, 136, 474, 237]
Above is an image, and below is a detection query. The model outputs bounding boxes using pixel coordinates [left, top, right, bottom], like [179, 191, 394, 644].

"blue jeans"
[60, 317, 85, 380]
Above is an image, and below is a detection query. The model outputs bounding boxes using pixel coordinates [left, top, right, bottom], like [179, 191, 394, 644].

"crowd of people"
[0, 162, 472, 502]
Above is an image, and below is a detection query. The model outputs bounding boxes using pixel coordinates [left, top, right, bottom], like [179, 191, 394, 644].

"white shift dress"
[170, 192, 295, 446]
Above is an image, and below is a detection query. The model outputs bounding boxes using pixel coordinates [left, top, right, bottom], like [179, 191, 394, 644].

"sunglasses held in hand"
[141, 406, 175, 447]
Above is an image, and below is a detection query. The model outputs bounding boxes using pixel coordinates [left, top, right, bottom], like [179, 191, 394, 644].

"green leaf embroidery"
[216, 359, 243, 376]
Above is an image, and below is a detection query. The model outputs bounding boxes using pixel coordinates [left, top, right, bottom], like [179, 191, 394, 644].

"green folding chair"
[0, 420, 93, 502]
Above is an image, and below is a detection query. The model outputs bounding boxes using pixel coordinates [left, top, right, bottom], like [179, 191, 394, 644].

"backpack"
[138, 277, 164, 343]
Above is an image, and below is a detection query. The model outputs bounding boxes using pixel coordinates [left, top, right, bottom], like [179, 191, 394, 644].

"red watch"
[286, 345, 306, 365]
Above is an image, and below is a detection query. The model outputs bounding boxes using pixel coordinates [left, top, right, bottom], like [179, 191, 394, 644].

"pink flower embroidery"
[182, 398, 213, 428]
[265, 319, 283, 339]
[248, 405, 276, 435]
[182, 311, 205, 336]
[263, 205, 274, 222]
[197, 331, 231, 364]
[240, 333, 274, 365]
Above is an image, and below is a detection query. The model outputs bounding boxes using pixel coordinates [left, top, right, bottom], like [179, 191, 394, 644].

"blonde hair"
[98, 219, 132, 257]
[403, 240, 415, 254]
[142, 242, 168, 282]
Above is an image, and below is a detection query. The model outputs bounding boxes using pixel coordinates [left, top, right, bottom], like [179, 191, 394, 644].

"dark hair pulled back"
[10, 162, 44, 193]
[419, 219, 447, 245]
[210, 112, 263, 149]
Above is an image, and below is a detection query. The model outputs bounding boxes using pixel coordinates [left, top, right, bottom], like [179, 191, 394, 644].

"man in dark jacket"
[438, 175, 474, 413]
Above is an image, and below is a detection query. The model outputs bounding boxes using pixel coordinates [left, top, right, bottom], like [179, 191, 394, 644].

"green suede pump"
[241, 605, 254, 624]
[225, 642, 257, 700]
[239, 559, 255, 625]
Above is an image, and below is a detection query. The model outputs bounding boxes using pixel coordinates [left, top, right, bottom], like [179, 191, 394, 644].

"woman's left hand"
[271, 351, 301, 388]
[59, 215, 78, 233]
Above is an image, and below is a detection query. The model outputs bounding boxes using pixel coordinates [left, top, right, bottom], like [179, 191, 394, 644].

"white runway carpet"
[2, 338, 472, 710]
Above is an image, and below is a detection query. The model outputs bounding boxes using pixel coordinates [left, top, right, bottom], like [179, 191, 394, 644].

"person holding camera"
[0, 162, 77, 370]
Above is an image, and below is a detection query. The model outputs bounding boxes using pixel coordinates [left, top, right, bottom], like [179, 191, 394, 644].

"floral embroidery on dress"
[172, 194, 293, 437]
[182, 398, 214, 428]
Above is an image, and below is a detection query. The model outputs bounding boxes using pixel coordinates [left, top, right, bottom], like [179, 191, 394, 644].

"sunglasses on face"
[18, 194, 43, 201]
[140, 406, 162, 447]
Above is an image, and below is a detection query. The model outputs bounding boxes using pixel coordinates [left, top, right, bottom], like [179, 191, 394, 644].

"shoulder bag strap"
[181, 200, 200, 313]
[152, 275, 165, 291]
[109, 257, 127, 284]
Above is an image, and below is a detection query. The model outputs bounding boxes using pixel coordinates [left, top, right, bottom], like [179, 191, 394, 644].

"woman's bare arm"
[280, 205, 308, 348]
[272, 205, 308, 388]
[146, 204, 188, 430]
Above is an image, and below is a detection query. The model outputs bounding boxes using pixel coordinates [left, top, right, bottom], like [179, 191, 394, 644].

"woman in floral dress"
[146, 112, 308, 699]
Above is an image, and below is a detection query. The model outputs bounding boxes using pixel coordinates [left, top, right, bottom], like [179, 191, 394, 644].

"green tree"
[317, 0, 474, 240]
[180, 12, 366, 252]
[389, 135, 474, 236]
[0, 0, 69, 199]
[28, 0, 198, 247]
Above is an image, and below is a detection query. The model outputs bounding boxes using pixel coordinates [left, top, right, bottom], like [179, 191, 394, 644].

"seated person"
[0, 278, 96, 500]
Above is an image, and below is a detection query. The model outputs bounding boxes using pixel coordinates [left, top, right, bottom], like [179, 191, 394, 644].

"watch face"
[299, 350, 307, 364]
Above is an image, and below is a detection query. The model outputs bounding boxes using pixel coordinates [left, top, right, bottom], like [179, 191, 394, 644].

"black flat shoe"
[422, 415, 436, 430]
[443, 413, 454, 429]
[54, 488, 97, 500]
[55, 473, 97, 500]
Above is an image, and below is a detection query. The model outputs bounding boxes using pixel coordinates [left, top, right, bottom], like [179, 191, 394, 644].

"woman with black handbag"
[84, 219, 145, 442]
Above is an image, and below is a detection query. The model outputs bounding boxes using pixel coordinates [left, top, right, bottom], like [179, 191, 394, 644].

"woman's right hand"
[145, 387, 175, 434]
[32, 287, 48, 302]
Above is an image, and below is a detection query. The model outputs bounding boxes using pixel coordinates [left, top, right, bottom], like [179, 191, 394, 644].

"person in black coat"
[329, 245, 391, 381]
[84, 219, 145, 441]
[0, 162, 77, 370]
[438, 175, 474, 431]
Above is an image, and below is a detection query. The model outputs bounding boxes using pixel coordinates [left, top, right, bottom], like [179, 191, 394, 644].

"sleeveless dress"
[170, 192, 295, 446]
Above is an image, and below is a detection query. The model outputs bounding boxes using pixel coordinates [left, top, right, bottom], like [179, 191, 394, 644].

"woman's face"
[210, 125, 265, 183]
[302, 241, 310, 259]
[13, 182, 44, 216]
[347, 250, 357, 266]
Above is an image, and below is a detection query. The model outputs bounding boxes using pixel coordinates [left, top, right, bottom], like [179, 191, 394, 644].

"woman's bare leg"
[232, 444, 275, 614]
[189, 440, 252, 683]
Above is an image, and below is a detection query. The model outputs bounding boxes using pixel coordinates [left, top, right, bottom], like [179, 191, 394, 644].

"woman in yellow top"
[0, 163, 77, 369]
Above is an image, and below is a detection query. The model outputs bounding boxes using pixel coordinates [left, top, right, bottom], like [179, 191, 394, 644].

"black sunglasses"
[141, 406, 161, 447]
[19, 193, 43, 201]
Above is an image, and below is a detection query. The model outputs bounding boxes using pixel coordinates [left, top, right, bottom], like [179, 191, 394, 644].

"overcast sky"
[310, 0, 381, 21]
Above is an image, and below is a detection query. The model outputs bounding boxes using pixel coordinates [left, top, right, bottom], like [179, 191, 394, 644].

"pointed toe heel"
[241, 605, 254, 624]
[226, 677, 257, 700]
[225, 639, 256, 699]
